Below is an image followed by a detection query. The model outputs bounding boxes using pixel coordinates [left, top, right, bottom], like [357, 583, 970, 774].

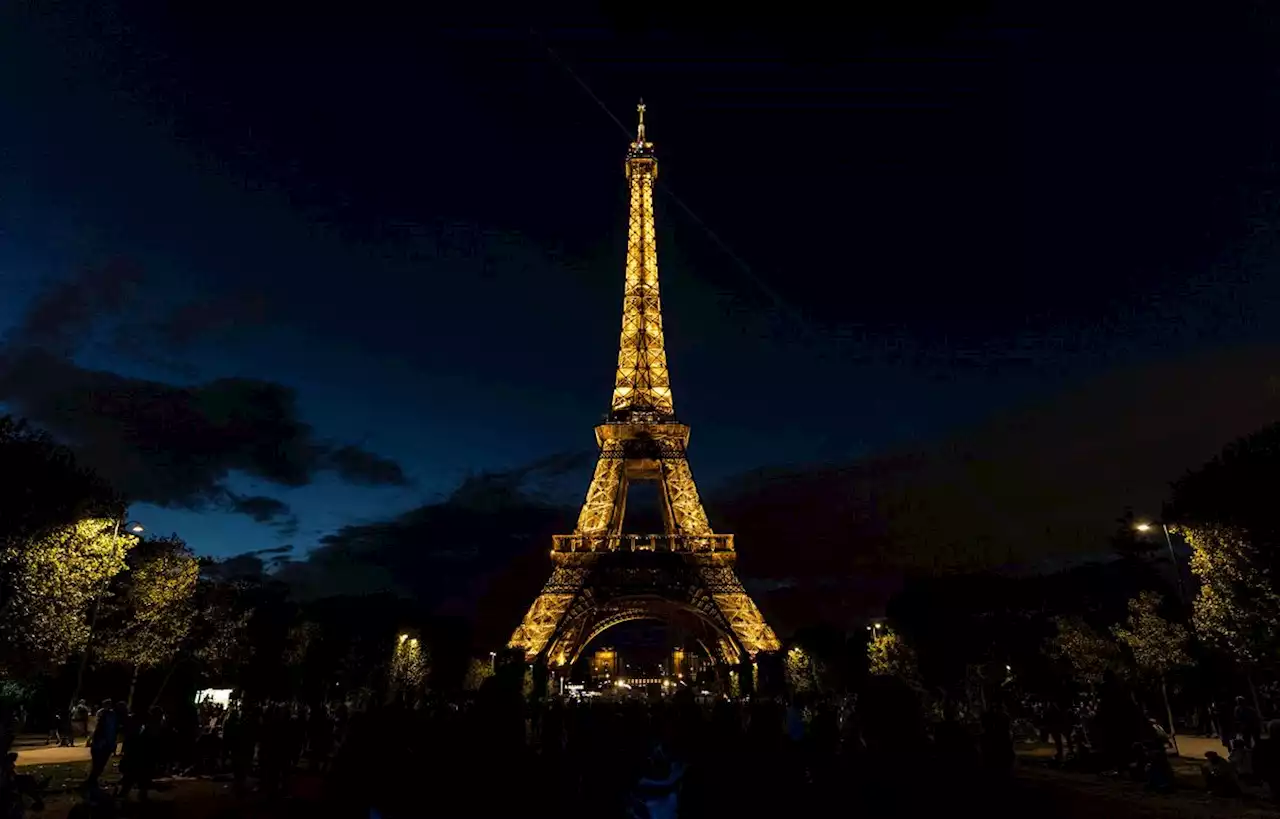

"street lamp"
[1135, 521, 1187, 606]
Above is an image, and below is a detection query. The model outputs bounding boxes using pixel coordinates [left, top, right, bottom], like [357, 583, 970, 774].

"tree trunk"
[1161, 675, 1179, 755]
[126, 664, 140, 713]
[67, 597, 103, 711]
[150, 660, 180, 710]
[1249, 672, 1264, 720]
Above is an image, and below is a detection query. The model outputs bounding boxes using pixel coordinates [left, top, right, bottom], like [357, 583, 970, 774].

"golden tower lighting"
[508, 102, 780, 667]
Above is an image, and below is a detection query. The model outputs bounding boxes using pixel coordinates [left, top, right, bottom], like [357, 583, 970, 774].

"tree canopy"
[0, 416, 119, 546]
[1169, 424, 1280, 669]
[0, 518, 138, 674]
[1048, 616, 1119, 686]
[1112, 591, 1191, 678]
[98, 535, 200, 674]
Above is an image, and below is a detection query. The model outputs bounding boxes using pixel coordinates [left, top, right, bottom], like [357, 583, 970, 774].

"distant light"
[194, 688, 232, 707]
[1135, 522, 1153, 532]
[128, 523, 145, 534]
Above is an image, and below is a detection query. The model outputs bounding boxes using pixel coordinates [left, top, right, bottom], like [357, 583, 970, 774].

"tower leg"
[508, 564, 589, 661]
[658, 456, 713, 535]
[576, 441, 627, 535]
[696, 561, 781, 656]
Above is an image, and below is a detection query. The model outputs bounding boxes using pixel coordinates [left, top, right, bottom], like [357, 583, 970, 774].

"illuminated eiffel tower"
[508, 102, 780, 669]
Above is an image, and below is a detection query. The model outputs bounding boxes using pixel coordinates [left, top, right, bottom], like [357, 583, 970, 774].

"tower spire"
[612, 100, 671, 419]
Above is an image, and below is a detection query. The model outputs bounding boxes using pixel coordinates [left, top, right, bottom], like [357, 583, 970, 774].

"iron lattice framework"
[509, 103, 780, 667]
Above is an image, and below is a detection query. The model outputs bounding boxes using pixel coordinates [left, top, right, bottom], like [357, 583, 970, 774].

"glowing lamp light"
[1135, 522, 1153, 532]
[128, 523, 145, 534]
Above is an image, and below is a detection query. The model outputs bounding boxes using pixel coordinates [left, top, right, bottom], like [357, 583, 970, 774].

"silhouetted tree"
[1168, 423, 1280, 684]
[1113, 591, 1191, 744]
[0, 416, 119, 547]
[1048, 616, 1119, 687]
[98, 535, 199, 709]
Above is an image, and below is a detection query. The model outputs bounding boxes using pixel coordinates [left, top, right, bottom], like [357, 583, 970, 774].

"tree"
[868, 629, 920, 687]
[462, 657, 494, 691]
[784, 646, 818, 695]
[1167, 424, 1280, 676]
[388, 634, 428, 704]
[98, 535, 199, 709]
[1113, 591, 1191, 745]
[1178, 524, 1280, 668]
[0, 417, 118, 547]
[1167, 422, 1280, 545]
[0, 518, 137, 675]
[187, 572, 256, 681]
[1048, 616, 1119, 687]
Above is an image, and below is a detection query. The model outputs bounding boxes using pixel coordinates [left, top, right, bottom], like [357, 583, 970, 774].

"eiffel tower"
[508, 102, 780, 670]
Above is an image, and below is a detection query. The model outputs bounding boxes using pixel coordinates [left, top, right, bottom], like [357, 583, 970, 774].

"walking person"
[83, 700, 119, 792]
[1235, 696, 1262, 749]
[67, 700, 88, 748]
[117, 707, 165, 801]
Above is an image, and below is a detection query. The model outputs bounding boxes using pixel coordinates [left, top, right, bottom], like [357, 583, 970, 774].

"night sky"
[4, 2, 1280, 564]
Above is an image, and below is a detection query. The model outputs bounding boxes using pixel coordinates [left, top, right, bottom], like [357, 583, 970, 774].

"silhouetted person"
[117, 707, 164, 801]
[69, 700, 89, 748]
[1095, 671, 1143, 770]
[626, 741, 684, 819]
[1254, 719, 1280, 800]
[1042, 701, 1068, 762]
[84, 699, 118, 791]
[1207, 700, 1222, 738]
[980, 704, 1014, 774]
[1234, 696, 1261, 748]
[1142, 743, 1175, 793]
[1202, 750, 1242, 796]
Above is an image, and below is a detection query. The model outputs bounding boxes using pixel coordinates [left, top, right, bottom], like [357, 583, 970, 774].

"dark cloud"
[713, 346, 1280, 576]
[152, 293, 269, 349]
[446, 450, 594, 509]
[324, 444, 408, 487]
[8, 259, 143, 355]
[272, 454, 586, 645]
[228, 494, 298, 534]
[0, 268, 409, 525]
[247, 545, 294, 557]
[0, 348, 406, 518]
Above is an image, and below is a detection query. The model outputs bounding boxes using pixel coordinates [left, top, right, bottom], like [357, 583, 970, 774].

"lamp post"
[68, 518, 143, 712]
[1135, 522, 1187, 607]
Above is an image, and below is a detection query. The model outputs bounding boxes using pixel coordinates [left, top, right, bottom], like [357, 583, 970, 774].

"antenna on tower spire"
[636, 99, 646, 144]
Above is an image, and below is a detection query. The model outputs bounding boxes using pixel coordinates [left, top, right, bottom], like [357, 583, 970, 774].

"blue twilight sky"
[3, 3, 1280, 559]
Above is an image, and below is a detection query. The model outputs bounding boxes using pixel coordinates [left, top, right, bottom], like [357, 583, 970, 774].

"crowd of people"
[331, 675, 1023, 818]
[7, 666, 1280, 818]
